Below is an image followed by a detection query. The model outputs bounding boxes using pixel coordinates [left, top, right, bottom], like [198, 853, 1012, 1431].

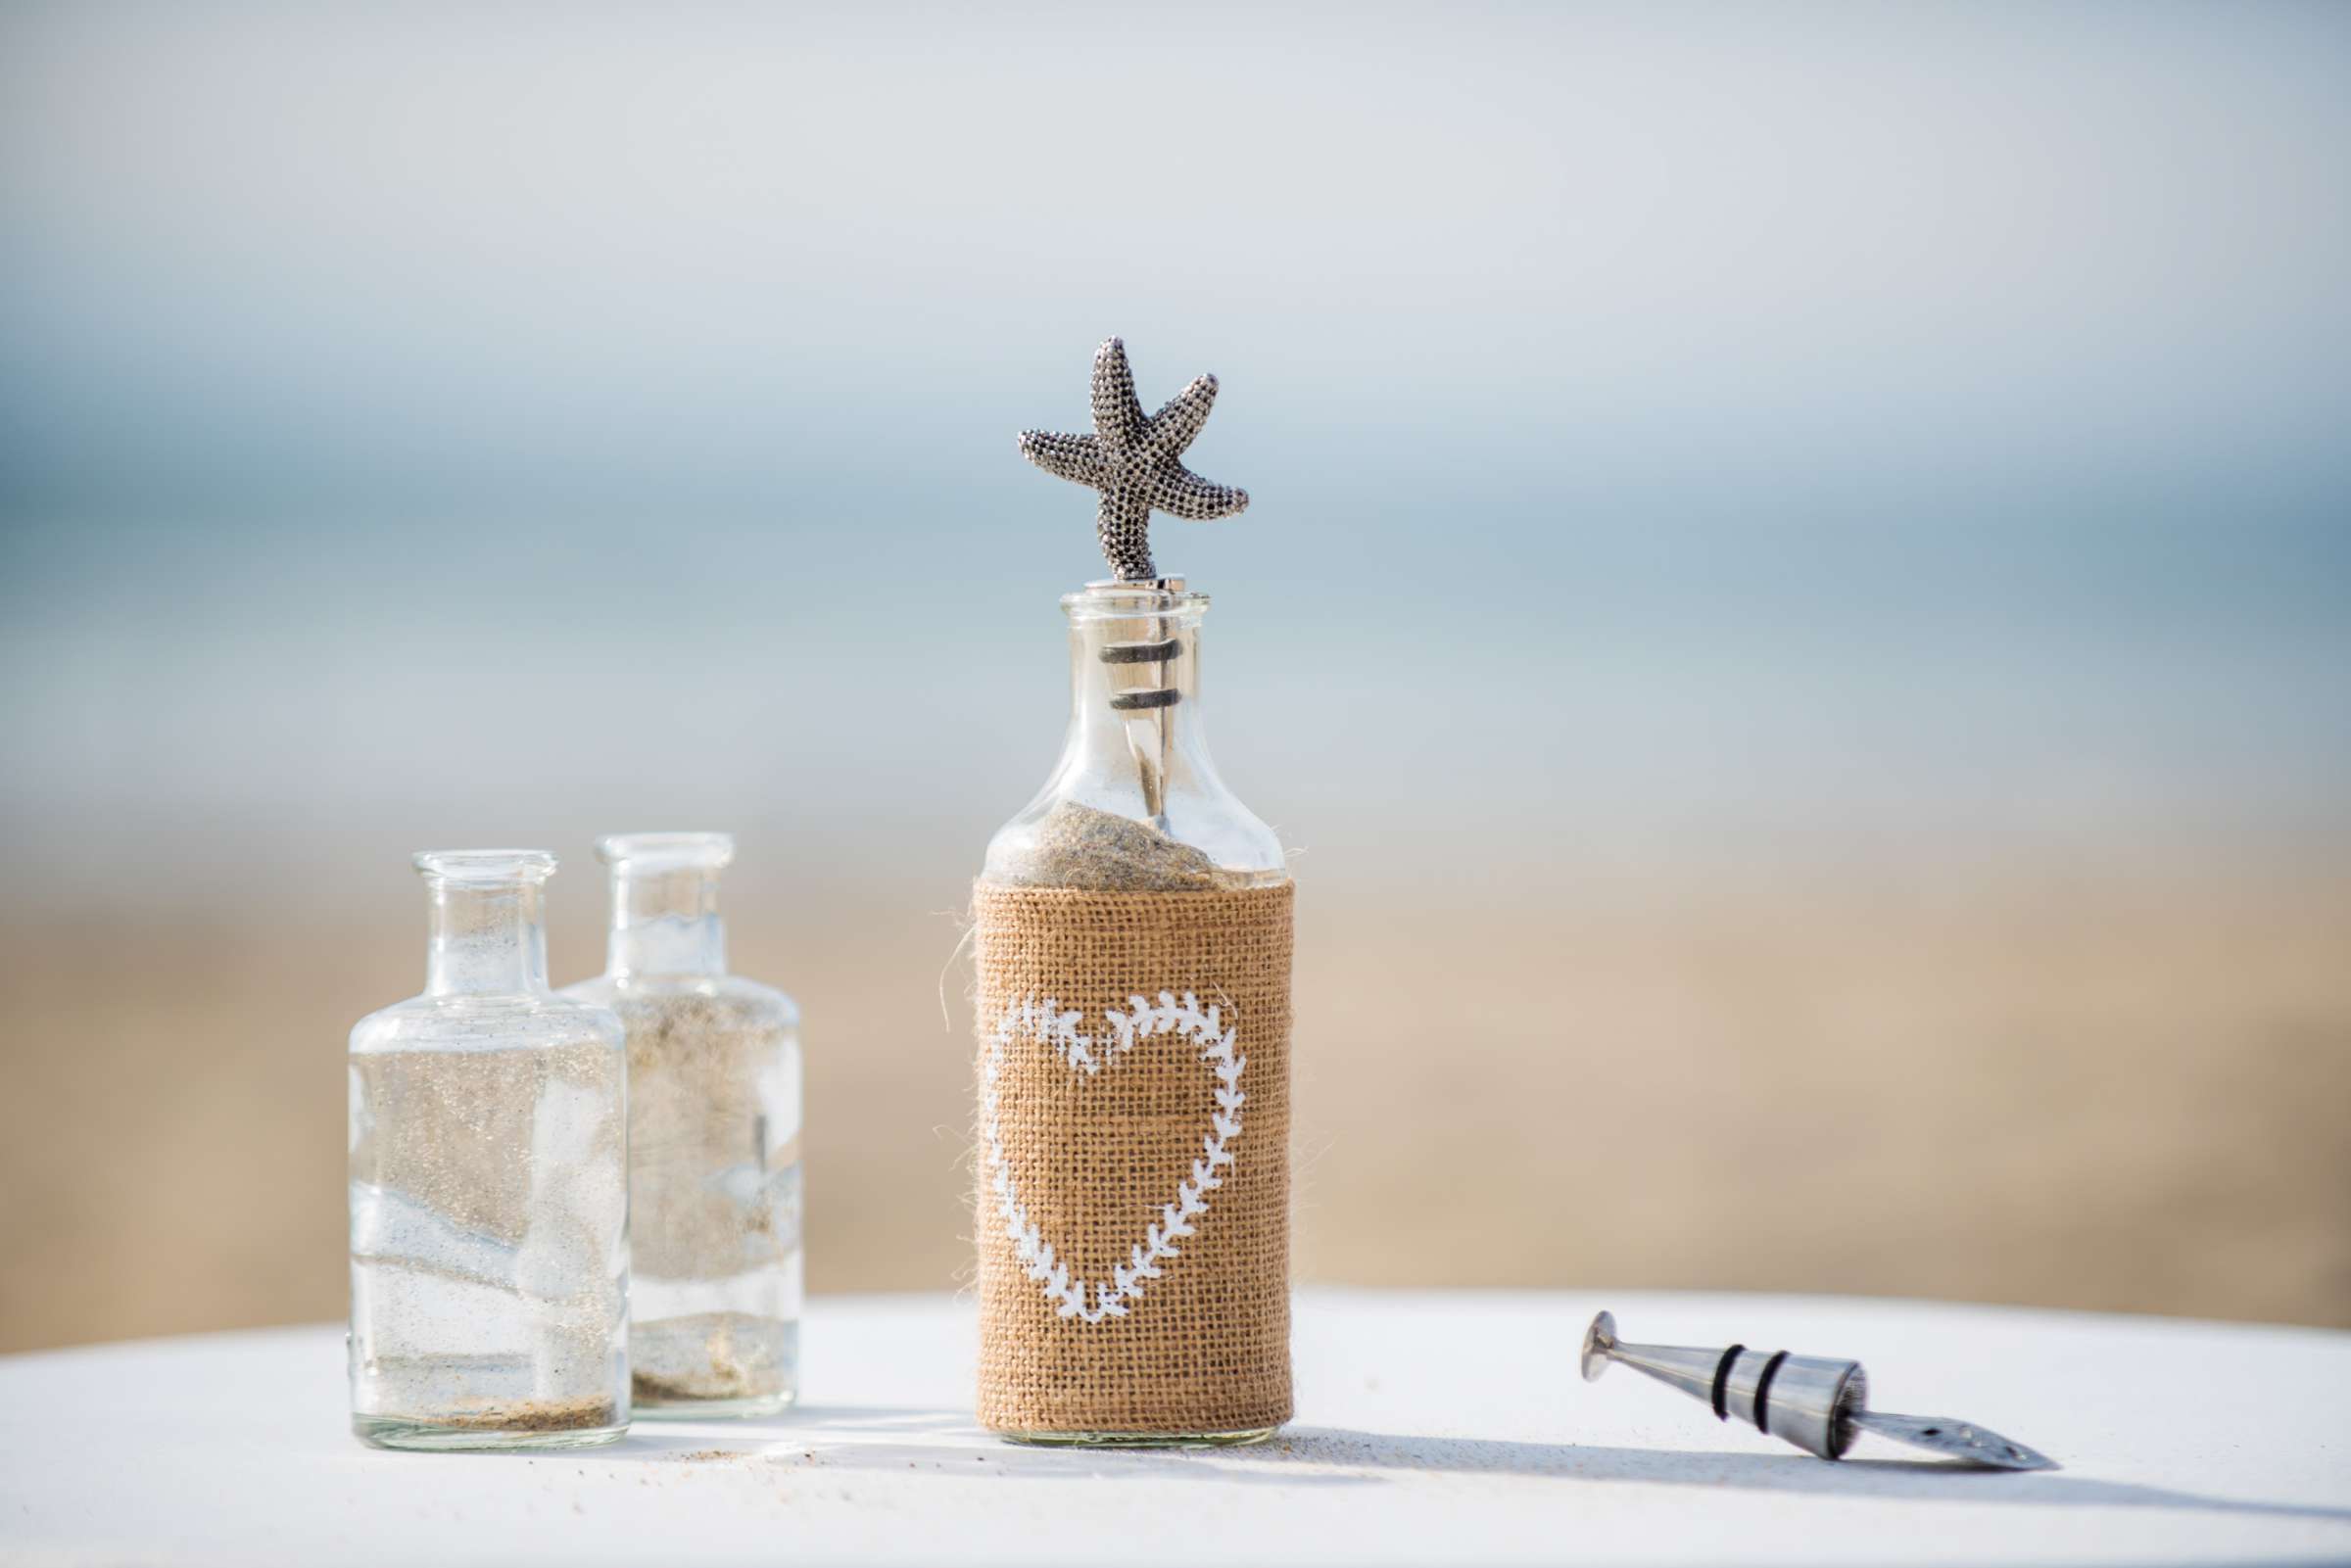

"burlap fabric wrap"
[973, 881, 1293, 1435]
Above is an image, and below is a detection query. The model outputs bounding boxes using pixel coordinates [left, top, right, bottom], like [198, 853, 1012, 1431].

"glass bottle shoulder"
[348, 990, 626, 1056]
[981, 585, 1288, 889]
[560, 972, 799, 1035]
[983, 790, 1286, 889]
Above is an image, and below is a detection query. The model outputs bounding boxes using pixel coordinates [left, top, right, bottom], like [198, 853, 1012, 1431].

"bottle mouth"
[595, 831, 736, 874]
[412, 848, 558, 885]
[1062, 583, 1209, 623]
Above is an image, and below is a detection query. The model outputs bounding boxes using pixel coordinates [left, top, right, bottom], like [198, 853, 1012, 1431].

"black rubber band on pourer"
[1100, 640, 1181, 665]
[1108, 688, 1179, 711]
[1751, 1350, 1792, 1436]
[1709, 1345, 1745, 1421]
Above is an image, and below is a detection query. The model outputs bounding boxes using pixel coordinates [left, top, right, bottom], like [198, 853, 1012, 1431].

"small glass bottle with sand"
[565, 832, 802, 1416]
[348, 850, 630, 1450]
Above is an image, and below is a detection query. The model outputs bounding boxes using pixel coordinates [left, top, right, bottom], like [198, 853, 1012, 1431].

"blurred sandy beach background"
[3, 3, 2346, 1352]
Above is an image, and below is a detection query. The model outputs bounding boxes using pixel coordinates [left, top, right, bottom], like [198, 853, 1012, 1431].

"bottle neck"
[1064, 592, 1210, 826]
[605, 868, 728, 980]
[424, 880, 550, 997]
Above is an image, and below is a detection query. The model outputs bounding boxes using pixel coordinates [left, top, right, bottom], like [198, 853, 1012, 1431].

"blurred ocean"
[2, 3, 2346, 1350]
[4, 3, 2347, 900]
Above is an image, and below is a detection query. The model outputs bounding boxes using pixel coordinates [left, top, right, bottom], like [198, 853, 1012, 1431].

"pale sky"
[3, 2, 2346, 903]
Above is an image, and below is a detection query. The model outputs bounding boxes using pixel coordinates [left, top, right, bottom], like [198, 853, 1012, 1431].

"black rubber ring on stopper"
[1751, 1350, 1792, 1436]
[1100, 640, 1182, 665]
[1709, 1345, 1745, 1421]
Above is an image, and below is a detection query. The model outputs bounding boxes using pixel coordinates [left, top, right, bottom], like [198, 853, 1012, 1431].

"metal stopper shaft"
[1087, 576, 1184, 822]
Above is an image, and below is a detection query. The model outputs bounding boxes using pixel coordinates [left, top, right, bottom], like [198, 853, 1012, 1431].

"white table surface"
[2, 1291, 2346, 1567]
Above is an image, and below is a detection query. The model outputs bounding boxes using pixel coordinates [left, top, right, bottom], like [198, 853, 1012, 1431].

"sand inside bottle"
[614, 989, 801, 1410]
[985, 800, 1265, 891]
[348, 1035, 629, 1442]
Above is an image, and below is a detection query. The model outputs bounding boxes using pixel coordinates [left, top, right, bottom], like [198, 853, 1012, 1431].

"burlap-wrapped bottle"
[975, 582, 1292, 1444]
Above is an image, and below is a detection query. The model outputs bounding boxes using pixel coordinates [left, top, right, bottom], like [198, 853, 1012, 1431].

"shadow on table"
[599, 1405, 1344, 1488]
[1258, 1428, 2351, 1526]
[599, 1409, 2351, 1525]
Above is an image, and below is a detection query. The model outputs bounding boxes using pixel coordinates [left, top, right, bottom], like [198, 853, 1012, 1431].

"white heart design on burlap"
[982, 991, 1246, 1324]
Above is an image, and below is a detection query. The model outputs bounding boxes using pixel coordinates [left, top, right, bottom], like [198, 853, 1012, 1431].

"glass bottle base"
[998, 1426, 1276, 1450]
[353, 1415, 630, 1452]
[632, 1390, 797, 1421]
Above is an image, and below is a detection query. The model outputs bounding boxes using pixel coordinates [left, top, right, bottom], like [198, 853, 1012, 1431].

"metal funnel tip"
[1580, 1310, 1617, 1382]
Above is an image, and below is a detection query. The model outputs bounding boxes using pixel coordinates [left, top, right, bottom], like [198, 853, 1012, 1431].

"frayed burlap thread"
[973, 881, 1292, 1435]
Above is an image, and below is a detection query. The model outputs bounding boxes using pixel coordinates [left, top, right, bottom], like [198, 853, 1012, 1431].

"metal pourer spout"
[1581, 1310, 2057, 1470]
[1087, 575, 1185, 825]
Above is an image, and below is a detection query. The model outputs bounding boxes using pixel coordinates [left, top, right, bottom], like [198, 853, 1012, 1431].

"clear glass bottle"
[978, 581, 1293, 1448]
[984, 581, 1286, 891]
[564, 832, 802, 1417]
[348, 850, 630, 1451]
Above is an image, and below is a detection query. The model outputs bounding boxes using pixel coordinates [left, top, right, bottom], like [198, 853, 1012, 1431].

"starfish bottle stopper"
[1017, 337, 1250, 583]
[1015, 338, 1252, 823]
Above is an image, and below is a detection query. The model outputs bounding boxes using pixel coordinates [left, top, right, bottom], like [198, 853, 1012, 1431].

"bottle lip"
[412, 848, 557, 885]
[1062, 582, 1210, 622]
[595, 831, 736, 873]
